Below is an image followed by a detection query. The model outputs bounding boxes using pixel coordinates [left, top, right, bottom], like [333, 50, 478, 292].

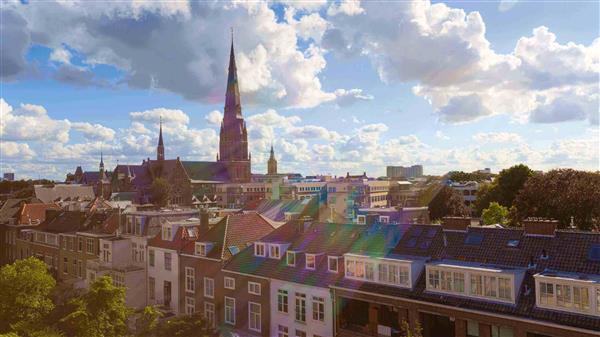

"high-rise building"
[218, 38, 251, 183]
[2, 173, 14, 181]
[386, 165, 423, 179]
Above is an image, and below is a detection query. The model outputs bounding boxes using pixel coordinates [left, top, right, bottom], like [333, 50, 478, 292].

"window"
[295, 330, 307, 337]
[312, 296, 325, 322]
[112, 273, 125, 287]
[278, 289, 288, 313]
[287, 251, 296, 266]
[86, 239, 94, 254]
[597, 288, 600, 313]
[149, 249, 155, 267]
[295, 292, 306, 322]
[270, 244, 281, 259]
[78, 238, 83, 252]
[248, 281, 261, 295]
[164, 252, 172, 271]
[254, 243, 266, 257]
[149, 277, 155, 300]
[72, 259, 77, 276]
[454, 272, 465, 293]
[204, 277, 214, 298]
[491, 325, 514, 337]
[484, 276, 497, 297]
[63, 257, 68, 274]
[573, 286, 590, 310]
[224, 297, 236, 324]
[77, 260, 83, 278]
[346, 259, 355, 277]
[328, 256, 338, 272]
[498, 277, 512, 300]
[306, 254, 316, 269]
[278, 325, 289, 337]
[204, 302, 215, 328]
[67, 236, 73, 250]
[365, 262, 375, 280]
[135, 217, 142, 236]
[195, 243, 207, 256]
[441, 270, 452, 291]
[162, 227, 171, 241]
[428, 269, 440, 290]
[556, 284, 572, 308]
[470, 274, 483, 296]
[467, 320, 479, 337]
[248, 302, 261, 332]
[185, 296, 195, 315]
[224, 277, 235, 290]
[185, 267, 195, 293]
[539, 282, 555, 305]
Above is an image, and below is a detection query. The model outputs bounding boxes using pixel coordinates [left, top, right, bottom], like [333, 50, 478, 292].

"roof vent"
[523, 284, 531, 296]
[527, 256, 536, 269]
[540, 249, 549, 260]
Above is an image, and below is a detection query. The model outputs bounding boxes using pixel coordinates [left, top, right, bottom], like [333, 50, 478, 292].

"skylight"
[588, 244, 600, 262]
[229, 246, 240, 255]
[507, 239, 520, 248]
[465, 233, 483, 246]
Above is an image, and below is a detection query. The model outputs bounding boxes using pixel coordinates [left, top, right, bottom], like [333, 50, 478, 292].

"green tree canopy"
[150, 177, 171, 207]
[481, 202, 509, 226]
[514, 169, 600, 230]
[156, 312, 217, 337]
[60, 276, 131, 337]
[428, 185, 469, 221]
[0, 257, 56, 333]
[135, 306, 162, 337]
[474, 164, 533, 215]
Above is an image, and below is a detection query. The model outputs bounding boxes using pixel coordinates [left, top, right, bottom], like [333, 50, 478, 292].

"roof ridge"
[220, 215, 230, 260]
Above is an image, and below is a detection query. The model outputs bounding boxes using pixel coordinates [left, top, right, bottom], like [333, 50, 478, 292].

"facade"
[327, 178, 390, 221]
[3, 173, 15, 181]
[449, 181, 479, 213]
[386, 165, 424, 179]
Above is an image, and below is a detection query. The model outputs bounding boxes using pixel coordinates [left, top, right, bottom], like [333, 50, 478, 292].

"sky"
[1, 0, 599, 180]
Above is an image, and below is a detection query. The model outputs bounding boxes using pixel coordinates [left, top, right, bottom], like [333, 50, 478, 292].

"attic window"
[507, 239, 520, 248]
[356, 215, 366, 224]
[195, 242, 212, 256]
[269, 244, 281, 259]
[228, 246, 240, 256]
[286, 251, 296, 266]
[306, 254, 317, 270]
[254, 243, 266, 257]
[588, 244, 600, 262]
[379, 216, 390, 224]
[465, 233, 483, 246]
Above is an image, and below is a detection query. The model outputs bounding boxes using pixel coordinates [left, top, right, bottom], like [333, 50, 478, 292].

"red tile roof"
[18, 203, 61, 225]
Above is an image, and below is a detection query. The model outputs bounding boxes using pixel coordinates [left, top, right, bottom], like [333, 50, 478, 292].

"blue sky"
[1, 0, 598, 180]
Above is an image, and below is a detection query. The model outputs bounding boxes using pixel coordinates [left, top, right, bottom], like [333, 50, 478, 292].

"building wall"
[270, 279, 334, 337]
[147, 247, 180, 314]
[178, 254, 223, 327]
[222, 271, 271, 337]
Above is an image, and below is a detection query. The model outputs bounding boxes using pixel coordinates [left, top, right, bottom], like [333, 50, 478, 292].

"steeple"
[99, 151, 104, 171]
[224, 30, 242, 120]
[268, 144, 277, 175]
[157, 116, 165, 161]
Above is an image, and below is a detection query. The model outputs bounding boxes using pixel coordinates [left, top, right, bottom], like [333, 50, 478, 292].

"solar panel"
[588, 244, 600, 261]
[406, 237, 418, 248]
[465, 233, 483, 246]
[228, 246, 240, 255]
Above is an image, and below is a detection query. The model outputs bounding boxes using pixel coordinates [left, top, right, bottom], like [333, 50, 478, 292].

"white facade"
[534, 272, 600, 317]
[147, 245, 180, 313]
[270, 279, 333, 337]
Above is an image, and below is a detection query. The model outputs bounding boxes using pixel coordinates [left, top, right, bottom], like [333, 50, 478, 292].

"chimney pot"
[441, 216, 471, 231]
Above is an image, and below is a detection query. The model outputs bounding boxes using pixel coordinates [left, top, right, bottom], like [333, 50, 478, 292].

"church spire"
[157, 116, 165, 161]
[224, 29, 242, 120]
[268, 143, 277, 175]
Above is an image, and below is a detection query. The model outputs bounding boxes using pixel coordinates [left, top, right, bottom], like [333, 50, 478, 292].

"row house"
[332, 218, 600, 337]
[178, 212, 276, 329]
[222, 219, 405, 337]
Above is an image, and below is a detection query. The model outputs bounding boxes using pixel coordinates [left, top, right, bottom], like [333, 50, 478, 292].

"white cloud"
[130, 108, 190, 126]
[435, 130, 450, 140]
[498, 0, 519, 12]
[0, 141, 36, 160]
[472, 132, 522, 144]
[71, 122, 116, 141]
[333, 88, 374, 107]
[49, 47, 72, 64]
[205, 110, 223, 126]
[0, 98, 70, 143]
[327, 0, 365, 16]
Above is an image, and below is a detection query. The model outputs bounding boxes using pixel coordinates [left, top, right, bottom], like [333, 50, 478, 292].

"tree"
[156, 312, 217, 337]
[448, 171, 490, 183]
[481, 202, 509, 225]
[474, 164, 533, 215]
[135, 306, 162, 337]
[400, 320, 423, 337]
[0, 257, 56, 333]
[428, 186, 469, 221]
[514, 169, 600, 230]
[60, 276, 131, 337]
[150, 178, 171, 207]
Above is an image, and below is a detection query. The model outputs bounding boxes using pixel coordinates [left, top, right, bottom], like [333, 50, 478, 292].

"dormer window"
[254, 243, 266, 257]
[379, 216, 390, 224]
[306, 254, 316, 270]
[286, 251, 296, 266]
[356, 215, 366, 224]
[328, 256, 339, 273]
[269, 245, 281, 259]
[535, 272, 598, 316]
[162, 227, 172, 241]
[195, 242, 212, 257]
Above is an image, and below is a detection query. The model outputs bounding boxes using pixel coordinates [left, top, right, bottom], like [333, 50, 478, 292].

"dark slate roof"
[223, 222, 405, 288]
[245, 198, 319, 222]
[181, 161, 230, 181]
[38, 211, 89, 233]
[336, 225, 600, 332]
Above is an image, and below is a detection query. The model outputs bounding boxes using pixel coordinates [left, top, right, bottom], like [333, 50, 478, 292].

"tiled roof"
[34, 185, 95, 203]
[0, 198, 29, 224]
[38, 211, 89, 233]
[246, 198, 319, 222]
[18, 203, 61, 225]
[181, 161, 230, 181]
[147, 225, 199, 251]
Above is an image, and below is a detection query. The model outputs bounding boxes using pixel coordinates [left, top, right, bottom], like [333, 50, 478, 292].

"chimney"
[441, 216, 471, 232]
[523, 218, 558, 236]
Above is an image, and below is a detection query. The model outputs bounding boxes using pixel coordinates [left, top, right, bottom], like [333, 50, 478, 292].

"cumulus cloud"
[130, 108, 190, 126]
[205, 110, 223, 126]
[472, 132, 522, 144]
[71, 122, 116, 141]
[0, 142, 36, 160]
[333, 88, 374, 107]
[0, 98, 70, 143]
[49, 47, 72, 64]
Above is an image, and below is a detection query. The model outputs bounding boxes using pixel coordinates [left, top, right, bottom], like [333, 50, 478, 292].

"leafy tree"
[474, 164, 533, 215]
[481, 202, 509, 225]
[400, 320, 423, 337]
[150, 178, 171, 207]
[0, 257, 56, 333]
[135, 306, 162, 337]
[60, 276, 131, 337]
[514, 169, 600, 230]
[428, 185, 469, 221]
[156, 312, 217, 337]
[448, 171, 490, 183]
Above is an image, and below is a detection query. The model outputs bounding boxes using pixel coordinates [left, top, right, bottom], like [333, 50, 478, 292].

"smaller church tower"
[267, 145, 277, 175]
[157, 117, 165, 161]
[98, 151, 105, 198]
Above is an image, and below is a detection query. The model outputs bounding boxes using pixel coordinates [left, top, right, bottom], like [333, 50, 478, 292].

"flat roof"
[534, 270, 600, 284]
[428, 259, 527, 274]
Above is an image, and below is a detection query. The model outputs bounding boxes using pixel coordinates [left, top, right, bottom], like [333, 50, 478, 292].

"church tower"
[267, 145, 277, 175]
[157, 117, 165, 161]
[98, 151, 105, 198]
[218, 34, 251, 182]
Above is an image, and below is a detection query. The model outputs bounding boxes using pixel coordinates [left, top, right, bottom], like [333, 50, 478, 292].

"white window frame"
[356, 215, 366, 224]
[254, 242, 266, 257]
[295, 292, 306, 323]
[278, 289, 289, 314]
[278, 325, 289, 337]
[379, 215, 390, 223]
[185, 296, 195, 315]
[195, 242, 208, 256]
[534, 275, 597, 315]
[224, 276, 235, 290]
[185, 267, 195, 293]
[286, 251, 296, 266]
[345, 254, 411, 287]
[312, 296, 325, 322]
[204, 277, 214, 298]
[269, 244, 281, 259]
[248, 302, 261, 332]
[248, 281, 261, 295]
[224, 296, 236, 325]
[328, 256, 339, 273]
[305, 254, 316, 270]
[204, 301, 215, 328]
[162, 226, 172, 241]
